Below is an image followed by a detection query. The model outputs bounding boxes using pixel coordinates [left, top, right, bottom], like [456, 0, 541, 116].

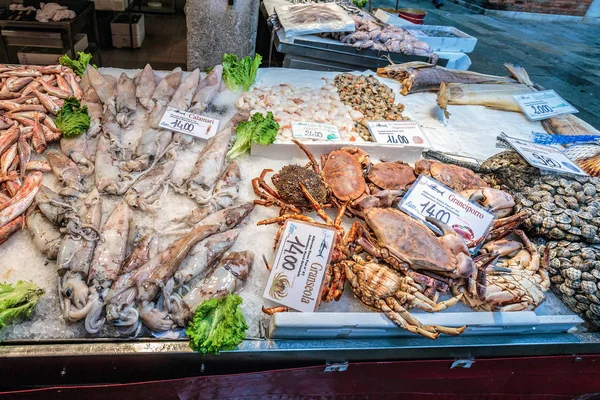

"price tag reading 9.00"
[398, 175, 495, 248]
[502, 134, 588, 176]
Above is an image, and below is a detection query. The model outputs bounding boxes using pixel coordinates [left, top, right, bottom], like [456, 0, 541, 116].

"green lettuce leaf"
[59, 52, 96, 77]
[186, 294, 248, 354]
[222, 53, 262, 92]
[56, 97, 90, 138]
[0, 281, 44, 329]
[226, 111, 279, 159]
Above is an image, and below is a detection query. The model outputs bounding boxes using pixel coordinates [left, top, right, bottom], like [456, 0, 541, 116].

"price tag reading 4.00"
[399, 175, 495, 247]
[159, 107, 220, 139]
[367, 121, 430, 147]
[514, 90, 578, 121]
[502, 134, 588, 176]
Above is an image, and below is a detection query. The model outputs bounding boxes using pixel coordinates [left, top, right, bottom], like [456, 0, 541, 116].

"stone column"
[186, 0, 260, 70]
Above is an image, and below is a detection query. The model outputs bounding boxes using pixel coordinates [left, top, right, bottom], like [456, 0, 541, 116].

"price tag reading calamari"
[367, 120, 429, 147]
[159, 107, 220, 139]
[263, 220, 335, 312]
[514, 90, 578, 121]
[292, 122, 340, 141]
[502, 134, 588, 176]
[399, 175, 495, 246]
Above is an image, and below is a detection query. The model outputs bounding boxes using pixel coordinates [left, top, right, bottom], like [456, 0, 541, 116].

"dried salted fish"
[542, 114, 600, 136]
[376, 61, 516, 95]
[437, 82, 534, 118]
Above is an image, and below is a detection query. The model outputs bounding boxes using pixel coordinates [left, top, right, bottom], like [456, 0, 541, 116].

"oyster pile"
[514, 175, 600, 243]
[540, 240, 600, 326]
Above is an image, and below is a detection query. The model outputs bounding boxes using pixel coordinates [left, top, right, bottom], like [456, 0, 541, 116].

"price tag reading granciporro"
[263, 220, 336, 312]
[159, 107, 220, 139]
[502, 134, 588, 176]
[399, 175, 495, 245]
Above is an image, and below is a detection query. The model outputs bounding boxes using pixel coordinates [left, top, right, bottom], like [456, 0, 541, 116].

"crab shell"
[415, 159, 488, 192]
[367, 161, 416, 190]
[322, 147, 369, 201]
[272, 164, 328, 208]
[364, 207, 475, 280]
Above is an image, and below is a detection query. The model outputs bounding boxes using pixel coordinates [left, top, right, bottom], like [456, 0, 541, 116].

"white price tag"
[366, 121, 429, 147]
[292, 122, 340, 141]
[159, 107, 220, 139]
[502, 134, 588, 176]
[399, 175, 495, 245]
[263, 220, 335, 312]
[514, 90, 578, 121]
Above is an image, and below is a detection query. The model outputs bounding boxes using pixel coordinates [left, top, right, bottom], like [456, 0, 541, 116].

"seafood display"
[2, 59, 600, 349]
[334, 74, 407, 141]
[321, 16, 437, 61]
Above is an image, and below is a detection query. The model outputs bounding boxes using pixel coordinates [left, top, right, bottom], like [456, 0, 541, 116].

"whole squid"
[189, 65, 223, 114]
[116, 72, 137, 128]
[135, 64, 157, 110]
[85, 201, 130, 334]
[46, 149, 85, 196]
[124, 149, 176, 211]
[174, 251, 254, 327]
[86, 66, 117, 115]
[120, 129, 172, 172]
[57, 189, 102, 322]
[26, 207, 63, 260]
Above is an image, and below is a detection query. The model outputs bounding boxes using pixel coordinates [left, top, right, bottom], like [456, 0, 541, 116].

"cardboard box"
[17, 33, 88, 65]
[110, 13, 144, 36]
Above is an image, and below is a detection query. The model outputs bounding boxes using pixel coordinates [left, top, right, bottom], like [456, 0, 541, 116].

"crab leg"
[262, 306, 290, 314]
[378, 299, 438, 339]
[291, 139, 320, 174]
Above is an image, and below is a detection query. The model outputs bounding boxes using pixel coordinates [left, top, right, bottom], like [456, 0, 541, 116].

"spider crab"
[343, 256, 466, 339]
[259, 183, 360, 308]
[352, 208, 497, 299]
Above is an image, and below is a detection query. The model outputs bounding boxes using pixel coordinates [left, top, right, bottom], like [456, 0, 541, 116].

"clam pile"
[514, 175, 600, 244]
[539, 240, 600, 326]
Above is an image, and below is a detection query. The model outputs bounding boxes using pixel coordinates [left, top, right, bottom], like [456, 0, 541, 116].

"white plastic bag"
[276, 3, 356, 38]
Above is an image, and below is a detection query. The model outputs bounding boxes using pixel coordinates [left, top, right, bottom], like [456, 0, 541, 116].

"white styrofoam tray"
[405, 25, 478, 53]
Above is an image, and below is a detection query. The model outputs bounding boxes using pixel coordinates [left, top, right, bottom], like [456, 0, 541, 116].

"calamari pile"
[252, 142, 550, 339]
[321, 16, 437, 62]
[236, 81, 365, 142]
[3, 63, 258, 337]
[334, 73, 407, 141]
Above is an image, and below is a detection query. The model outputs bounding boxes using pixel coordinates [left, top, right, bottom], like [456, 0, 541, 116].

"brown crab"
[415, 159, 489, 192]
[461, 230, 549, 311]
[343, 256, 466, 339]
[367, 160, 416, 191]
[353, 208, 490, 299]
[259, 183, 360, 305]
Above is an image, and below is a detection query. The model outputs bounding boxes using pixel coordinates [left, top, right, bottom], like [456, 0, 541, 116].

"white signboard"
[503, 134, 588, 176]
[292, 122, 340, 141]
[159, 107, 220, 139]
[399, 175, 495, 245]
[263, 220, 335, 312]
[514, 90, 578, 121]
[366, 120, 429, 147]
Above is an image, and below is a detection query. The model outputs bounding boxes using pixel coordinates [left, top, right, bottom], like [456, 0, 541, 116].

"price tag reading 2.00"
[513, 90, 578, 121]
[399, 175, 495, 247]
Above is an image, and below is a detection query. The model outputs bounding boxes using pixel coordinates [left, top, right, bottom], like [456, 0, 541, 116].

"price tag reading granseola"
[502, 134, 588, 176]
[263, 220, 336, 312]
[159, 107, 220, 139]
[399, 175, 495, 245]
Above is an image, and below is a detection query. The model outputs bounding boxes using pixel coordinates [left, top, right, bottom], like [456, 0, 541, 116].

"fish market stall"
[2, 55, 600, 396]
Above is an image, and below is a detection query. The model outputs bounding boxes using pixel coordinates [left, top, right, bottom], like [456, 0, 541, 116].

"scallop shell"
[578, 212, 593, 221]
[563, 295, 578, 308]
[559, 178, 571, 188]
[585, 206, 598, 217]
[564, 187, 576, 196]
[542, 217, 557, 229]
[567, 242, 582, 252]
[563, 268, 582, 281]
[565, 234, 582, 242]
[588, 293, 600, 304]
[577, 294, 592, 305]
[582, 225, 599, 240]
[538, 209, 553, 219]
[570, 215, 582, 227]
[519, 198, 534, 207]
[554, 196, 567, 209]
[583, 184, 597, 197]
[591, 269, 600, 280]
[538, 184, 554, 192]
[575, 192, 587, 204]
[569, 227, 582, 236]
[550, 275, 564, 284]
[556, 187, 566, 196]
[554, 213, 572, 224]
[549, 228, 566, 239]
[571, 182, 583, 191]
